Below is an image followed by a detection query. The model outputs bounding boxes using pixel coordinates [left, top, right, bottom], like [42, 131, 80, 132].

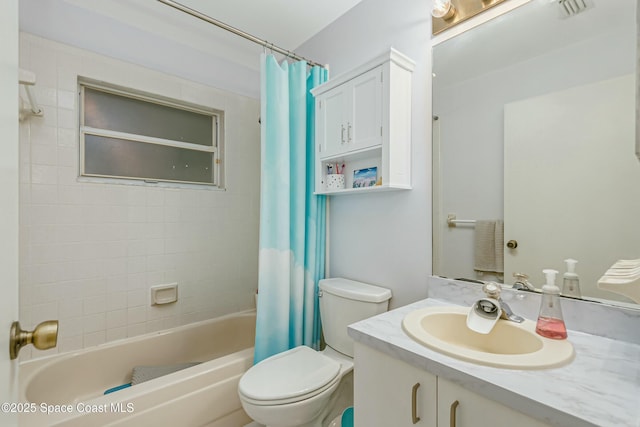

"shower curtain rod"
[156, 0, 326, 69]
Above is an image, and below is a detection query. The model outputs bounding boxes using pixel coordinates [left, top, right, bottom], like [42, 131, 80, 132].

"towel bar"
[447, 214, 476, 227]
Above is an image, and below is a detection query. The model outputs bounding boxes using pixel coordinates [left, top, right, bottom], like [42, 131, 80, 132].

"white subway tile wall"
[18, 33, 260, 360]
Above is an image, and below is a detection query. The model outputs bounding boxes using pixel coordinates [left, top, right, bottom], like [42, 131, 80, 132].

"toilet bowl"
[239, 278, 391, 427]
[239, 346, 352, 427]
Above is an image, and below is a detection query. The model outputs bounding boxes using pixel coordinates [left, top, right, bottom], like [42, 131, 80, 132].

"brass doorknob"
[9, 320, 58, 360]
[506, 240, 518, 249]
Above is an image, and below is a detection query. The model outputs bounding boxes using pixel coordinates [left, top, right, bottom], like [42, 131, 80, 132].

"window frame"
[78, 78, 224, 187]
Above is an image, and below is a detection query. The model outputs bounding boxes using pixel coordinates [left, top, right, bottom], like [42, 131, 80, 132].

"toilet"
[238, 278, 392, 427]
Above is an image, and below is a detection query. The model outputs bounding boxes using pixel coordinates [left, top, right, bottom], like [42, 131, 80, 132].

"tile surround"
[18, 33, 260, 359]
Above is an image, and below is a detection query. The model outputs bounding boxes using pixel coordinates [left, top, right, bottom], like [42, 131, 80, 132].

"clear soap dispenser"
[562, 258, 581, 298]
[535, 269, 568, 340]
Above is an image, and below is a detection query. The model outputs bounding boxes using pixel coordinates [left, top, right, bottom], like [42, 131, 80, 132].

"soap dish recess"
[150, 283, 178, 305]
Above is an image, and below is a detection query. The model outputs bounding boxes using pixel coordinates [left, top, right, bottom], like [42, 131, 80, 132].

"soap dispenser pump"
[535, 269, 568, 340]
[562, 258, 581, 298]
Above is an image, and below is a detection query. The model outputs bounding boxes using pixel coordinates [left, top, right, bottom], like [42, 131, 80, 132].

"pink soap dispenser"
[535, 269, 568, 340]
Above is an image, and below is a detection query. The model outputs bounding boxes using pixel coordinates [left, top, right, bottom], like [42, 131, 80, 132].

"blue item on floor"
[341, 406, 354, 427]
[104, 383, 131, 395]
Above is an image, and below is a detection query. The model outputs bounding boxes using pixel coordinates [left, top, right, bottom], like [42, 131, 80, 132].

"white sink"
[402, 306, 574, 369]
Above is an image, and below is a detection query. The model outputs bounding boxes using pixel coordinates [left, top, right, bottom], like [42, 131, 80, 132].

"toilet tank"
[319, 278, 392, 357]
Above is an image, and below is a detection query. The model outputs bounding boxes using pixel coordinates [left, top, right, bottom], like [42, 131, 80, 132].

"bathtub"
[19, 310, 256, 427]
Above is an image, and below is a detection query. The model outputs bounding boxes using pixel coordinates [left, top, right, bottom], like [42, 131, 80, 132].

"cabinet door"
[317, 85, 347, 159]
[354, 343, 437, 427]
[437, 378, 551, 427]
[348, 65, 383, 152]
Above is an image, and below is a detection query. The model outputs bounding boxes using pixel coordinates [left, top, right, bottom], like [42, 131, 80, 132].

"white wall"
[298, 0, 433, 308]
[18, 33, 260, 359]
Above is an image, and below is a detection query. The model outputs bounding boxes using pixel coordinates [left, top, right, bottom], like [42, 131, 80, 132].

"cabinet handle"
[341, 124, 346, 143]
[411, 382, 420, 424]
[347, 122, 352, 142]
[450, 400, 459, 427]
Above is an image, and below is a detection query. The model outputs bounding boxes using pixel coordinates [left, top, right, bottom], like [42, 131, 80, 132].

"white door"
[0, 1, 20, 425]
[504, 75, 637, 299]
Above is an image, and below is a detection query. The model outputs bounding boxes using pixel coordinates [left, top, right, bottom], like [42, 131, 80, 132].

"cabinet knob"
[506, 240, 518, 249]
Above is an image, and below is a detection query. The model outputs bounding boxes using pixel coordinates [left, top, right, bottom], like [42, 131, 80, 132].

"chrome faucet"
[481, 282, 524, 323]
[512, 272, 535, 292]
[467, 282, 523, 334]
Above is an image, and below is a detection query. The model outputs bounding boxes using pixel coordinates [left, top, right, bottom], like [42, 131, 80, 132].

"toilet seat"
[239, 346, 341, 406]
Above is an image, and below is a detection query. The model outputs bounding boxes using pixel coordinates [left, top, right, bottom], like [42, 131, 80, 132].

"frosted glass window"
[80, 81, 223, 186]
[84, 88, 212, 146]
[84, 135, 214, 184]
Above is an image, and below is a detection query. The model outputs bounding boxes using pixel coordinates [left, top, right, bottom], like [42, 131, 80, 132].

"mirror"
[432, 0, 639, 307]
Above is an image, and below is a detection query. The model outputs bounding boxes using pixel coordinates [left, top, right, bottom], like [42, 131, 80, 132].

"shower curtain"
[254, 54, 328, 363]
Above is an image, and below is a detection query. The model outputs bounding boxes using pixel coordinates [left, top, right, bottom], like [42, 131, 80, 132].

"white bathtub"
[19, 310, 256, 427]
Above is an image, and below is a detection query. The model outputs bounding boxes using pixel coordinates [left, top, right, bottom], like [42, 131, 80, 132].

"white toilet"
[238, 278, 392, 427]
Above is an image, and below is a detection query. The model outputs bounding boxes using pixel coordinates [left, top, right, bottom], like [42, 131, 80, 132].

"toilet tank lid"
[319, 278, 392, 303]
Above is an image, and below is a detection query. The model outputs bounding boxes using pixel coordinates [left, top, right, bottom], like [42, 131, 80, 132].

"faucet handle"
[513, 272, 529, 281]
[482, 282, 501, 298]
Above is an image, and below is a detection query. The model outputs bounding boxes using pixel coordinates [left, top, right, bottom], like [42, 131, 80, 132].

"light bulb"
[431, 0, 456, 19]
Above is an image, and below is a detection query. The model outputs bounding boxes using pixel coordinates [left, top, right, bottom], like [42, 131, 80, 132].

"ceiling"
[21, 0, 363, 71]
[433, 0, 634, 88]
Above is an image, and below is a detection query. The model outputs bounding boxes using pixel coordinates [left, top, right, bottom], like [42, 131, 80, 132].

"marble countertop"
[348, 298, 640, 427]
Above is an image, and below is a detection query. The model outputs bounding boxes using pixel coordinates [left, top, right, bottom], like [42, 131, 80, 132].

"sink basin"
[402, 306, 574, 369]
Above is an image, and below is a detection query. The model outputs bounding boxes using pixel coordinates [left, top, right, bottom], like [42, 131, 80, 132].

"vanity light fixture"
[432, 0, 456, 20]
[432, 0, 509, 36]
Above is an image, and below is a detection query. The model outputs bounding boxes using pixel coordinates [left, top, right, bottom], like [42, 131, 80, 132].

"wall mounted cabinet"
[311, 49, 414, 195]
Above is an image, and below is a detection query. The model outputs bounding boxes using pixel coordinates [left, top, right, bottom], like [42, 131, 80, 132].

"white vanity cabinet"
[354, 343, 552, 427]
[311, 48, 414, 195]
[437, 378, 551, 427]
[353, 343, 437, 426]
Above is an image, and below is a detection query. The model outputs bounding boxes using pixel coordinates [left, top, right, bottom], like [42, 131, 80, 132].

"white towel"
[474, 220, 504, 274]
